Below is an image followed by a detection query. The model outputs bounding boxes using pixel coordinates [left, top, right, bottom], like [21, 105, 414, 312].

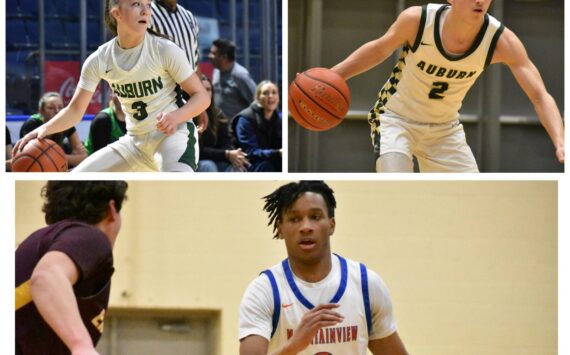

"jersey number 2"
[132, 101, 148, 121]
[429, 82, 449, 100]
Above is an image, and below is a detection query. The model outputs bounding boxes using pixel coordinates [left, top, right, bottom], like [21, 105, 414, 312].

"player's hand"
[227, 148, 251, 172]
[13, 126, 48, 154]
[556, 145, 564, 164]
[195, 111, 209, 134]
[156, 112, 178, 136]
[282, 303, 343, 353]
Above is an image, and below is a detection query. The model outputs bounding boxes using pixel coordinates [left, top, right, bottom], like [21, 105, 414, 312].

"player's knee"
[377, 152, 413, 173]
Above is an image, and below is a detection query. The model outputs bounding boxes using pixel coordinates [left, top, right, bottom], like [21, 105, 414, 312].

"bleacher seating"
[6, 0, 282, 114]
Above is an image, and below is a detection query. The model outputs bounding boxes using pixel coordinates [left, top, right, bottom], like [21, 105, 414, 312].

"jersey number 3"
[429, 81, 449, 100]
[132, 101, 148, 121]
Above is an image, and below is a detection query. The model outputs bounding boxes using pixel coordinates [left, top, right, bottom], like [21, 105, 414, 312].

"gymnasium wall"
[16, 180, 557, 355]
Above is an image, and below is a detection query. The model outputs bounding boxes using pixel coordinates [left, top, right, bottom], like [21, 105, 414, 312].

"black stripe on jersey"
[411, 5, 428, 53]
[484, 24, 505, 67]
[434, 5, 490, 61]
[151, 3, 198, 69]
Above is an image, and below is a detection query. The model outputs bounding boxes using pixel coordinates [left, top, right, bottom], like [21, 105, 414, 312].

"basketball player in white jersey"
[239, 181, 408, 355]
[15, 0, 210, 172]
[331, 0, 564, 172]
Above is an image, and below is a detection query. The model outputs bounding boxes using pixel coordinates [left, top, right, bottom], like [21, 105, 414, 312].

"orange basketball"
[12, 138, 68, 172]
[289, 67, 351, 131]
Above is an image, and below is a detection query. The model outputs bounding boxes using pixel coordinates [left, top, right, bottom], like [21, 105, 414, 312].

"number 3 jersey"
[239, 254, 397, 355]
[79, 32, 195, 136]
[369, 4, 504, 147]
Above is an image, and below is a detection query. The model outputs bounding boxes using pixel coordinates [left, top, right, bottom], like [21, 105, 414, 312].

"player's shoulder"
[398, 5, 423, 22]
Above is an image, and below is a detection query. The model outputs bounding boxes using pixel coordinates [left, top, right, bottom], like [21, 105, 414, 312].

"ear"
[277, 222, 283, 239]
[329, 217, 336, 236]
[106, 200, 119, 222]
[110, 6, 120, 22]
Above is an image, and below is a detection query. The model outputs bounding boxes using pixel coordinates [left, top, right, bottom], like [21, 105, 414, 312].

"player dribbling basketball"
[331, 0, 564, 172]
[14, 0, 210, 172]
[239, 181, 408, 355]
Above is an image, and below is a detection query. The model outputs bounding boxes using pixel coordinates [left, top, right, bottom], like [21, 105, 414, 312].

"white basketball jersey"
[79, 32, 194, 136]
[266, 255, 374, 355]
[368, 4, 504, 150]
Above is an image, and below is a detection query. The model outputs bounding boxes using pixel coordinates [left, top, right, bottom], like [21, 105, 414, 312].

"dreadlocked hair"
[263, 181, 336, 239]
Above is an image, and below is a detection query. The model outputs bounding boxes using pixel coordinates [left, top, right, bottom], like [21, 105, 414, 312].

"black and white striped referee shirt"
[150, 1, 200, 71]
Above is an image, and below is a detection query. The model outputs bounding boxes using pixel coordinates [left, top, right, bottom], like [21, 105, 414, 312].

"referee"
[151, 0, 200, 71]
[150, 0, 207, 131]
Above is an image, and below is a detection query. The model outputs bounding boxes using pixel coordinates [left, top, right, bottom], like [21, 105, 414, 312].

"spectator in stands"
[6, 126, 13, 172]
[210, 38, 257, 119]
[84, 93, 127, 155]
[232, 80, 282, 172]
[150, 0, 207, 133]
[19, 92, 87, 168]
[197, 75, 250, 172]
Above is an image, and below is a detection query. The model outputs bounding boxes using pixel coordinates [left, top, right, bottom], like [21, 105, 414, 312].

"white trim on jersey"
[239, 254, 397, 355]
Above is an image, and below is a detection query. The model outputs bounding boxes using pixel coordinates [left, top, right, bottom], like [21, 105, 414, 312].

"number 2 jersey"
[79, 32, 195, 136]
[239, 254, 397, 355]
[369, 4, 504, 149]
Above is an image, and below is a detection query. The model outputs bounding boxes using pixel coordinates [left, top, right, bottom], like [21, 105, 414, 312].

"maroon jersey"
[16, 220, 114, 355]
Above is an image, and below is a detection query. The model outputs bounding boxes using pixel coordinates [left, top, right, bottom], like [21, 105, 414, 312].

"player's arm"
[491, 28, 564, 163]
[30, 251, 100, 355]
[331, 6, 421, 80]
[66, 131, 88, 167]
[368, 332, 408, 355]
[240, 304, 344, 355]
[14, 88, 94, 153]
[156, 73, 211, 135]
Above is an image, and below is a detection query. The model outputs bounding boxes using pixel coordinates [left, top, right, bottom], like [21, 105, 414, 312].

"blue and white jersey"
[239, 254, 397, 355]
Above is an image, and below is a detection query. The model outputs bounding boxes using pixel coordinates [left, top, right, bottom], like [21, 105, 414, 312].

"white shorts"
[76, 122, 199, 172]
[378, 110, 478, 172]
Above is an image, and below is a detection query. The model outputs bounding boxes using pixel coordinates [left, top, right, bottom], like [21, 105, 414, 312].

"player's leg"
[71, 146, 132, 172]
[157, 122, 198, 172]
[376, 152, 414, 172]
[375, 112, 414, 173]
[417, 121, 479, 172]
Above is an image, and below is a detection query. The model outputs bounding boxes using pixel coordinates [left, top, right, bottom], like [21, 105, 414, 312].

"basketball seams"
[12, 139, 68, 172]
[288, 94, 327, 131]
[292, 80, 344, 122]
[302, 71, 350, 106]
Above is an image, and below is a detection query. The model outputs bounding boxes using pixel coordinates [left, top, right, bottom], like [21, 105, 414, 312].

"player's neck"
[288, 253, 332, 283]
[116, 30, 145, 49]
[442, 10, 484, 52]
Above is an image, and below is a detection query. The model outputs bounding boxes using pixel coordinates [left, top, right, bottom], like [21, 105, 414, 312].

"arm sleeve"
[160, 40, 195, 84]
[235, 116, 279, 159]
[48, 225, 112, 281]
[239, 275, 275, 341]
[368, 269, 398, 340]
[89, 113, 113, 153]
[77, 50, 102, 93]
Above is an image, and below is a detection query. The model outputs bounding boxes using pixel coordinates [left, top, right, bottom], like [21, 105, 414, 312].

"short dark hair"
[263, 181, 336, 239]
[213, 38, 236, 61]
[42, 181, 128, 225]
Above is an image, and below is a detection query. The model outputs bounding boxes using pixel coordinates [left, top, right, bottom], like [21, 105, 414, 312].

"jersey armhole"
[410, 5, 428, 52]
[484, 24, 505, 68]
[261, 270, 280, 339]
